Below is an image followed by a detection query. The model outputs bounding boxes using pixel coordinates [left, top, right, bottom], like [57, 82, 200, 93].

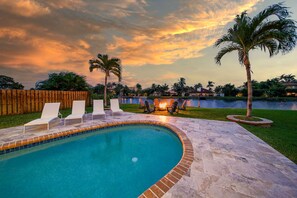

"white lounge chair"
[110, 98, 123, 115]
[92, 100, 106, 119]
[23, 103, 61, 133]
[64, 100, 86, 125]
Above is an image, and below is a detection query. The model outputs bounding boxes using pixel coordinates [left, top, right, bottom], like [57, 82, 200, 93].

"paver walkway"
[0, 112, 296, 197]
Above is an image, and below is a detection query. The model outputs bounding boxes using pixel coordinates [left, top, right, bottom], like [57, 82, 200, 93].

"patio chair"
[110, 99, 123, 115]
[139, 99, 145, 109]
[167, 101, 179, 115]
[144, 100, 155, 113]
[23, 103, 61, 133]
[169, 99, 175, 107]
[64, 100, 86, 125]
[178, 100, 187, 110]
[92, 100, 106, 119]
[154, 98, 160, 110]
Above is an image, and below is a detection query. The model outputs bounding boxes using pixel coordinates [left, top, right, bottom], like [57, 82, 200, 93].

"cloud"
[0, 0, 50, 17]
[107, 0, 262, 66]
[0, 0, 269, 89]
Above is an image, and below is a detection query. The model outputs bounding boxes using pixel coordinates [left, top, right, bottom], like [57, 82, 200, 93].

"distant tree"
[222, 83, 239, 96]
[172, 77, 186, 96]
[136, 83, 142, 95]
[206, 81, 215, 91]
[160, 83, 169, 95]
[35, 72, 89, 91]
[215, 3, 297, 116]
[194, 83, 202, 91]
[0, 75, 24, 90]
[93, 84, 105, 94]
[114, 83, 124, 96]
[279, 74, 297, 83]
[214, 85, 223, 94]
[89, 54, 122, 106]
[122, 85, 131, 96]
[241, 78, 286, 97]
[154, 83, 169, 96]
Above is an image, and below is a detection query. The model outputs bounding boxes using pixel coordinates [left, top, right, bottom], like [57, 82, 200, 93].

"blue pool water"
[0, 125, 182, 198]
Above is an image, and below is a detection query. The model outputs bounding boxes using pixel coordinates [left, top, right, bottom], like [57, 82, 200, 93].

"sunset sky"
[0, 0, 297, 89]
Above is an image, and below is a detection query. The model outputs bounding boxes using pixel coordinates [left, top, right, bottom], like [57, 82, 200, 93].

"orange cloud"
[107, 0, 262, 66]
[0, 0, 50, 17]
[0, 27, 91, 73]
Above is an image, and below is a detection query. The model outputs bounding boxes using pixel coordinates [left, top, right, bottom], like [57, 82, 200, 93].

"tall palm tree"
[214, 3, 297, 117]
[89, 54, 122, 106]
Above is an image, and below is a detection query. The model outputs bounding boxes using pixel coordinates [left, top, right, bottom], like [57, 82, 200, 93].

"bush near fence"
[0, 90, 90, 116]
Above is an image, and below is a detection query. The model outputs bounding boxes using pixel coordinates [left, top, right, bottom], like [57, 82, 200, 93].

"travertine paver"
[0, 112, 296, 197]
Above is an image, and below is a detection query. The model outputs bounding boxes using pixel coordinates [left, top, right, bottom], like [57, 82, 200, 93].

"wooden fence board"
[12, 90, 17, 114]
[1, 90, 7, 115]
[7, 90, 12, 115]
[0, 90, 90, 115]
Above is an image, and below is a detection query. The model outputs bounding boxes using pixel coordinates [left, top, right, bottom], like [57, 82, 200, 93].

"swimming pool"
[0, 124, 183, 197]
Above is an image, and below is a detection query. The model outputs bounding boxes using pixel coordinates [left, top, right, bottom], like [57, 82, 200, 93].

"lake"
[120, 98, 297, 110]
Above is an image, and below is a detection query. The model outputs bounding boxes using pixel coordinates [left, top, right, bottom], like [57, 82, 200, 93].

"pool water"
[0, 125, 182, 198]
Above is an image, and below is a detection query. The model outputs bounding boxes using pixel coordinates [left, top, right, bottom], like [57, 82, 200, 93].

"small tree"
[0, 75, 24, 90]
[194, 83, 203, 91]
[207, 81, 215, 91]
[35, 72, 89, 91]
[136, 83, 142, 96]
[172, 77, 186, 96]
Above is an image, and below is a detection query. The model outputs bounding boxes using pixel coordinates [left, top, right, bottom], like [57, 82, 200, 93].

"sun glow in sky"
[0, 0, 297, 89]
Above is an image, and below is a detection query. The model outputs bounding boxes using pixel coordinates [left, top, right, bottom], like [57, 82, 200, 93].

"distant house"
[129, 86, 136, 92]
[189, 88, 214, 97]
[168, 90, 178, 96]
[152, 91, 161, 97]
[215, 93, 225, 97]
[283, 82, 297, 96]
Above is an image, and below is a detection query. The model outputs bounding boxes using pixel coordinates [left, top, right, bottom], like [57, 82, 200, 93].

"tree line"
[1, 72, 296, 98]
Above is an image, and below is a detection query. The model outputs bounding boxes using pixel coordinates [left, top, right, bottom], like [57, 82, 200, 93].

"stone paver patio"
[0, 112, 297, 197]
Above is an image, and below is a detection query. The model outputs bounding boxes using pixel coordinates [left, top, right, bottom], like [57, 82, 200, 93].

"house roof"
[189, 88, 213, 94]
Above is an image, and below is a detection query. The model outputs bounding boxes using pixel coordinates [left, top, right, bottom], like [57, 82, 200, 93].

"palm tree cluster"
[215, 3, 297, 117]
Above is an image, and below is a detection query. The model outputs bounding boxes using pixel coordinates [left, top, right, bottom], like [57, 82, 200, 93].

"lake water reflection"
[120, 98, 297, 110]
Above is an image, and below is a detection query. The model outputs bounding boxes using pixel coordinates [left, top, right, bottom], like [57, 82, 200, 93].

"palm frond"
[89, 53, 122, 81]
[215, 44, 241, 65]
[251, 3, 289, 30]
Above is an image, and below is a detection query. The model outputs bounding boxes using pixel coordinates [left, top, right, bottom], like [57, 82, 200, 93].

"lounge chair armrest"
[58, 112, 63, 118]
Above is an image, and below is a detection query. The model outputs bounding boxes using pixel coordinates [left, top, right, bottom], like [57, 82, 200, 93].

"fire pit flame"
[159, 102, 167, 110]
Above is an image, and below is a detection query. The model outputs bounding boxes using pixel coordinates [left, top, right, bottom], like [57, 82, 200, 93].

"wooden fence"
[0, 90, 90, 116]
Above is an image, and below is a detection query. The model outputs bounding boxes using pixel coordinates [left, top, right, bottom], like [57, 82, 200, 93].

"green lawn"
[0, 104, 296, 164]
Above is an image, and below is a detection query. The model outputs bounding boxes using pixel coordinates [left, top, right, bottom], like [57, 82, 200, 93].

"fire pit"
[158, 102, 167, 111]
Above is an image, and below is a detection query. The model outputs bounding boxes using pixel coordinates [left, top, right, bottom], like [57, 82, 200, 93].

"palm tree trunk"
[244, 55, 252, 117]
[104, 74, 108, 107]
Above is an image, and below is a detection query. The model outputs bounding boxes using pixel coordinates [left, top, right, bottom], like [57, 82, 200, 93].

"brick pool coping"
[0, 120, 194, 198]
